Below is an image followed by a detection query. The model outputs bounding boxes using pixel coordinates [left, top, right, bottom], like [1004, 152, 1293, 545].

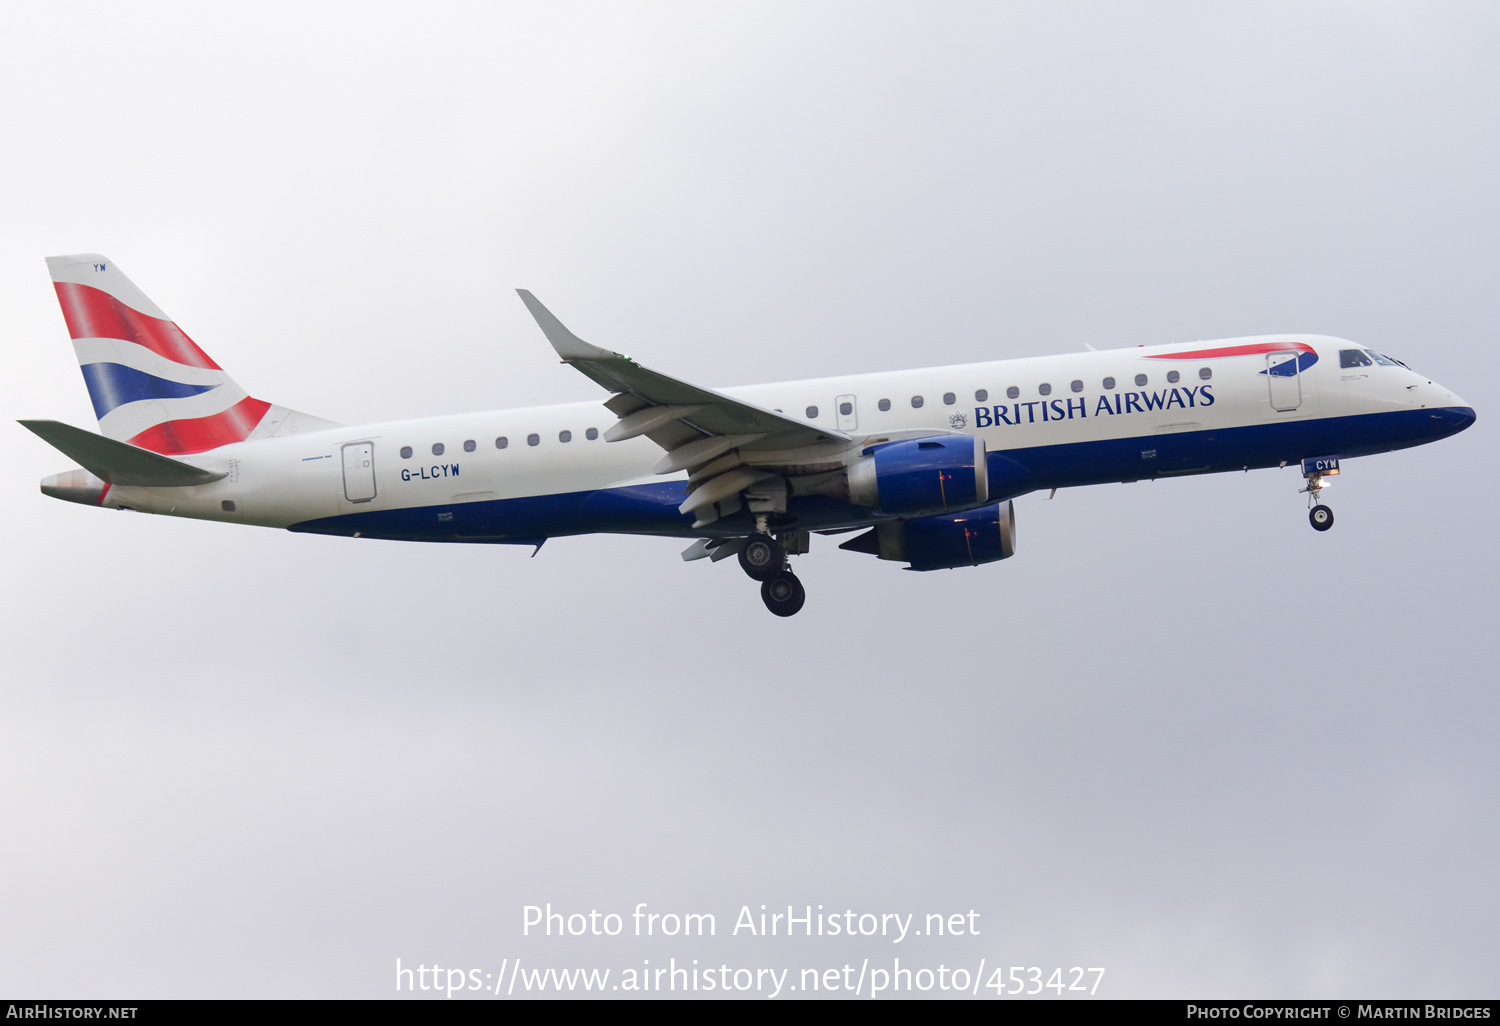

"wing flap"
[604, 404, 708, 442]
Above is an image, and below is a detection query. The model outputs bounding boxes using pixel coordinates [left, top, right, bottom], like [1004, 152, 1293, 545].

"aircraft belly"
[1003, 407, 1474, 488]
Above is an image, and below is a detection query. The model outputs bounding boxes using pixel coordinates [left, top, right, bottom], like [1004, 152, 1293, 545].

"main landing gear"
[737, 532, 783, 581]
[760, 570, 806, 617]
[738, 518, 806, 616]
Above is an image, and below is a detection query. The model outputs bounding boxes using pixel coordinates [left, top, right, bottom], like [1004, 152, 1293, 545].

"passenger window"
[1364, 350, 1398, 367]
[1199, 367, 1212, 380]
[1166, 370, 1180, 383]
[221, 500, 236, 513]
[1135, 374, 1148, 386]
[806, 405, 819, 419]
[975, 389, 988, 402]
[1006, 386, 1019, 399]
[586, 427, 599, 440]
[400, 446, 413, 459]
[463, 439, 476, 452]
[495, 436, 508, 449]
[1103, 377, 1116, 390]
[943, 392, 956, 405]
[878, 398, 891, 412]
[1070, 380, 1083, 392]
[527, 434, 539, 447]
[559, 430, 572, 442]
[839, 401, 853, 416]
[911, 395, 924, 408]
[1340, 349, 1374, 368]
[1038, 383, 1052, 396]
[432, 443, 445, 456]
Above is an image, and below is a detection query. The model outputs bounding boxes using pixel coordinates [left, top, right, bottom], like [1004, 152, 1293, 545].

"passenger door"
[342, 442, 376, 502]
[1266, 352, 1302, 412]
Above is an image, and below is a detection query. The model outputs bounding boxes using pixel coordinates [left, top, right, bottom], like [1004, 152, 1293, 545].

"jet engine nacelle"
[847, 434, 988, 515]
[838, 500, 1017, 571]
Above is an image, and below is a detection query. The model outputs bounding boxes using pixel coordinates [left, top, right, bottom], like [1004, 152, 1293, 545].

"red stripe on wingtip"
[1144, 342, 1315, 360]
[53, 282, 221, 370]
[126, 396, 271, 455]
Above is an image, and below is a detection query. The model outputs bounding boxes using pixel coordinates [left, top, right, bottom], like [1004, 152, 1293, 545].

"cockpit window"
[1340, 349, 1374, 368]
[1364, 349, 1399, 367]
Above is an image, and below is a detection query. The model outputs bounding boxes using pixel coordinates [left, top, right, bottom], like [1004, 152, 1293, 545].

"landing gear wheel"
[1309, 505, 1334, 532]
[760, 570, 806, 617]
[738, 533, 784, 581]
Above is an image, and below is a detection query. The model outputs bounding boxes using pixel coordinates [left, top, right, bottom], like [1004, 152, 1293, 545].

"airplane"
[22, 254, 1476, 617]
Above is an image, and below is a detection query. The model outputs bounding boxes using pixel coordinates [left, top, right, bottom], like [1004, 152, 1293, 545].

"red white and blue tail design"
[47, 254, 336, 455]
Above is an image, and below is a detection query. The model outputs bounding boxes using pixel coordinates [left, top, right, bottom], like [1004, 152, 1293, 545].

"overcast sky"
[2, 0, 1496, 1000]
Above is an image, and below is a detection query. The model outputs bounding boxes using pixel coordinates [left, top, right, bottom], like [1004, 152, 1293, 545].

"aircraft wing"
[517, 290, 851, 525]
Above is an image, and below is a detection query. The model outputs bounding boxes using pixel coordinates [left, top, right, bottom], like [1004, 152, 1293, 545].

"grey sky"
[1, 1, 1496, 998]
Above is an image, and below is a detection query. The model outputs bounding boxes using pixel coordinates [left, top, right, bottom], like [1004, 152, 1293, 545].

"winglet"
[515, 290, 614, 362]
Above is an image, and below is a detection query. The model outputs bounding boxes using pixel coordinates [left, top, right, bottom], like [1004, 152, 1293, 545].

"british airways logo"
[974, 385, 1215, 426]
[1148, 341, 1319, 374]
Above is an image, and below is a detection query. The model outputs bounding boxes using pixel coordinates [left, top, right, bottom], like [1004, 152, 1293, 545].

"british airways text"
[975, 385, 1215, 427]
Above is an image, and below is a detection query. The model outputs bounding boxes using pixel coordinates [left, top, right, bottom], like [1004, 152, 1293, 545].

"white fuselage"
[88, 334, 1471, 542]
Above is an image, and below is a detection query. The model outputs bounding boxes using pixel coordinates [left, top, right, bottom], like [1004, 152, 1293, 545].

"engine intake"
[847, 434, 988, 515]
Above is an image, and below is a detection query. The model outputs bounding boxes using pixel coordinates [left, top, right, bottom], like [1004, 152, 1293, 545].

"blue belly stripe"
[287, 407, 1475, 544]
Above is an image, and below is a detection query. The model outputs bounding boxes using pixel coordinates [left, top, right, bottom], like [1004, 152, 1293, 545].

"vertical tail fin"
[46, 254, 337, 455]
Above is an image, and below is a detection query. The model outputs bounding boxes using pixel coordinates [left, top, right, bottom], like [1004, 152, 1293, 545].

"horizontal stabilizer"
[19, 419, 226, 486]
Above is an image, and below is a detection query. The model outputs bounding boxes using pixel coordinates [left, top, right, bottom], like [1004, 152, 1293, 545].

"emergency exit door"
[342, 442, 376, 502]
[835, 394, 858, 431]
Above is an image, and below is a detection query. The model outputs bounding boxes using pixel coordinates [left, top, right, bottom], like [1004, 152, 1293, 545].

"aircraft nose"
[1450, 405, 1475, 430]
[1432, 404, 1476, 438]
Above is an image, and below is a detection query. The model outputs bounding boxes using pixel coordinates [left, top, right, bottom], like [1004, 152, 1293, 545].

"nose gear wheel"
[1300, 467, 1335, 532]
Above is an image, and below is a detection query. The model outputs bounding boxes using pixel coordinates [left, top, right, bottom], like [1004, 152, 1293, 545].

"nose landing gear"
[1299, 457, 1340, 532]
